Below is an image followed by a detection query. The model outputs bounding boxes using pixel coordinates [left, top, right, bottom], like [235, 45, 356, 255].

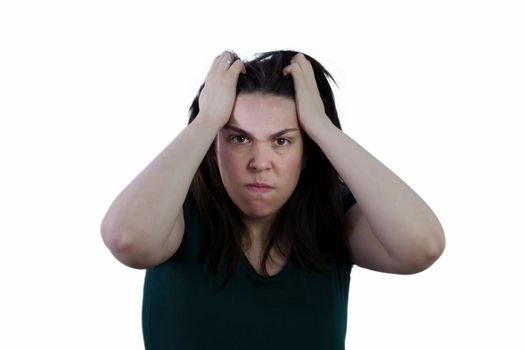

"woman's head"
[188, 50, 342, 216]
[187, 50, 349, 284]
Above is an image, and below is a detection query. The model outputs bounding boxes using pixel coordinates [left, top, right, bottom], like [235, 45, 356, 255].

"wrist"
[303, 115, 335, 143]
[195, 111, 227, 132]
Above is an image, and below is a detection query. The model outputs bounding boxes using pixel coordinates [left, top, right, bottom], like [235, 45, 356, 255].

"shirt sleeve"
[168, 189, 200, 263]
[339, 181, 357, 213]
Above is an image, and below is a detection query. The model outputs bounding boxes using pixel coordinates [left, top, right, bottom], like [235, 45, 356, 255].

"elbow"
[101, 220, 130, 257]
[408, 229, 446, 274]
[101, 227, 151, 269]
[428, 228, 446, 263]
[392, 228, 445, 275]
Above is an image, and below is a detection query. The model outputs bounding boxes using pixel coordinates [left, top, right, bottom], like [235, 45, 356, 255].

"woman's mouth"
[246, 183, 274, 193]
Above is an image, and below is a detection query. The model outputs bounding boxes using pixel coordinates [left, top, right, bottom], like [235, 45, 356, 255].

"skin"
[215, 93, 305, 250]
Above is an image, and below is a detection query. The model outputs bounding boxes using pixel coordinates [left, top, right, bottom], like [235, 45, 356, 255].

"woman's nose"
[248, 144, 272, 171]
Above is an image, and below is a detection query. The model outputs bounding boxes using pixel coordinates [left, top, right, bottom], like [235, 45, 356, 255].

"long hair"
[187, 50, 350, 287]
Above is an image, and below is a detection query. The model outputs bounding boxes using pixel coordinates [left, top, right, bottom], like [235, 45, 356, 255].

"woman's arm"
[312, 122, 445, 273]
[100, 115, 223, 269]
[100, 51, 245, 269]
[283, 53, 445, 273]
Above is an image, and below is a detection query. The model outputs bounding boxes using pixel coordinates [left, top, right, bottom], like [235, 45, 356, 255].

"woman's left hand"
[282, 53, 332, 136]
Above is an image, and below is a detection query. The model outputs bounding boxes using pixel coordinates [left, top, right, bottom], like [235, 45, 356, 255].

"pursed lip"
[246, 182, 273, 188]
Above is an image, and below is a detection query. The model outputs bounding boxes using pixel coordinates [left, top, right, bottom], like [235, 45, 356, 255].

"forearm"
[308, 119, 445, 260]
[100, 114, 221, 253]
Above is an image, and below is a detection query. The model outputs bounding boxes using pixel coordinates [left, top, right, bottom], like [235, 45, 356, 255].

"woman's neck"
[241, 214, 276, 249]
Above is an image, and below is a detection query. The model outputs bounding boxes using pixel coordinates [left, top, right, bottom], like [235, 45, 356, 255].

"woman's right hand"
[198, 50, 246, 128]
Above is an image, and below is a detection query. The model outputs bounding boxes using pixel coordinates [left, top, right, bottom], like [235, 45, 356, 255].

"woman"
[101, 49, 445, 349]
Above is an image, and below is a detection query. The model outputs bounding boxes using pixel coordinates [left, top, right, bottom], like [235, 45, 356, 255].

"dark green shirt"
[142, 184, 357, 349]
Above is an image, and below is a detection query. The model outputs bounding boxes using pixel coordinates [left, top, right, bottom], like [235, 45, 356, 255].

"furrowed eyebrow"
[224, 125, 298, 139]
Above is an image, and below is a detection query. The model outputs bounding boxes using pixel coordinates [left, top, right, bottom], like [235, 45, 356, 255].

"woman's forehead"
[229, 93, 298, 130]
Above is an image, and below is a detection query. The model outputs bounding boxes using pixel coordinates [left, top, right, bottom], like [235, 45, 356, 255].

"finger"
[220, 51, 240, 73]
[283, 62, 301, 77]
[209, 52, 226, 71]
[289, 53, 305, 67]
[210, 50, 235, 72]
[289, 53, 317, 85]
[292, 53, 315, 74]
[229, 58, 247, 75]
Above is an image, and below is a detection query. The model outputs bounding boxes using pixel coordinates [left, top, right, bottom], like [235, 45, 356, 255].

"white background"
[1, 0, 524, 349]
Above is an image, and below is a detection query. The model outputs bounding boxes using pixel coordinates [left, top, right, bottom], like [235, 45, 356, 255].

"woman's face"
[215, 93, 305, 224]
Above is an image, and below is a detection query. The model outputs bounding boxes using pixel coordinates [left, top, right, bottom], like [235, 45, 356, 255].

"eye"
[275, 138, 290, 146]
[230, 135, 249, 144]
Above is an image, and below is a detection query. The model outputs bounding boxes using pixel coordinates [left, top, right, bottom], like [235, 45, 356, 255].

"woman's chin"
[240, 207, 277, 222]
